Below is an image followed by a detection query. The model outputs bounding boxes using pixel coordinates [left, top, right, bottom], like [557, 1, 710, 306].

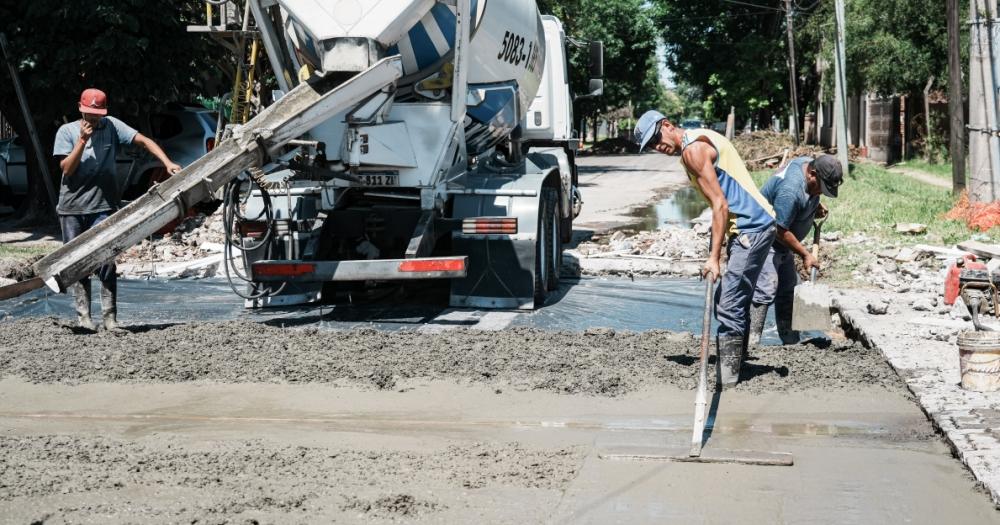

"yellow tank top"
[681, 129, 775, 236]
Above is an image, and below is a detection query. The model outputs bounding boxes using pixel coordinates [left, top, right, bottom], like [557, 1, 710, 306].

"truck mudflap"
[251, 256, 468, 282]
[449, 233, 536, 309]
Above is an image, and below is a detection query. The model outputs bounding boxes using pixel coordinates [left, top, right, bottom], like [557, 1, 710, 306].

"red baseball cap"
[78, 88, 108, 115]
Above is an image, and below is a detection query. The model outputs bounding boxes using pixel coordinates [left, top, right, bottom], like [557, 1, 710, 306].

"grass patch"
[751, 163, 1000, 245]
[894, 159, 953, 180]
[0, 243, 55, 261]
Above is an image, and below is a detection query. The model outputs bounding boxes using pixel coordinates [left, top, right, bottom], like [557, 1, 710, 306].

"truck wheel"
[534, 188, 557, 306]
[547, 191, 562, 291]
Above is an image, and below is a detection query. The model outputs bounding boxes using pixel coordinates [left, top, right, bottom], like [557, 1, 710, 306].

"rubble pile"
[851, 245, 946, 296]
[574, 226, 710, 261]
[731, 131, 860, 171]
[119, 212, 226, 265]
[564, 221, 711, 278]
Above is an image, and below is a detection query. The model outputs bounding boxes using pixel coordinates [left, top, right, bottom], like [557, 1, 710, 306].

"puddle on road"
[626, 187, 707, 231]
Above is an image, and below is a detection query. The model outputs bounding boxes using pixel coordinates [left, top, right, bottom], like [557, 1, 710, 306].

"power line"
[660, 10, 777, 23]
[720, 0, 784, 12]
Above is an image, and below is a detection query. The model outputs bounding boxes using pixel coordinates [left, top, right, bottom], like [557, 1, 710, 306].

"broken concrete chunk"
[867, 301, 890, 315]
[895, 223, 927, 235]
[895, 248, 917, 262]
[950, 296, 972, 321]
[821, 231, 843, 242]
[876, 248, 899, 259]
[911, 297, 935, 312]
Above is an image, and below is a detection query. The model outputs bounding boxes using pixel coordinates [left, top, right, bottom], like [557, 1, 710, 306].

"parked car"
[680, 119, 703, 129]
[0, 104, 217, 205]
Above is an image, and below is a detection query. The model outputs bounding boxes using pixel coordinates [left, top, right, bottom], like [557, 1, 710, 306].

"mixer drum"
[282, 0, 545, 154]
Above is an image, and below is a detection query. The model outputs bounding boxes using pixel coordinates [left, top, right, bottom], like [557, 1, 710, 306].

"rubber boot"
[775, 308, 800, 345]
[73, 281, 94, 330]
[716, 335, 743, 390]
[747, 303, 769, 354]
[100, 282, 118, 331]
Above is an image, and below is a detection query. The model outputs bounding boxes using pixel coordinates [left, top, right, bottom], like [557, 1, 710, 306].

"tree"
[800, 0, 956, 98]
[653, 0, 789, 128]
[0, 1, 222, 222]
[539, 0, 664, 140]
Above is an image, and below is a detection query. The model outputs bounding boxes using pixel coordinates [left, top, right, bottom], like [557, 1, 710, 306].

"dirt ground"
[1, 319, 998, 523]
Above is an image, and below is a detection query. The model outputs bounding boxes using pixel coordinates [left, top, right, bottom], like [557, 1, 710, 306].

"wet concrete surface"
[3, 280, 993, 521]
[0, 318, 889, 395]
[1, 378, 997, 523]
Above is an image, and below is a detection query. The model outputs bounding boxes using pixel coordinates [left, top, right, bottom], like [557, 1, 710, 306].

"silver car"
[0, 105, 217, 204]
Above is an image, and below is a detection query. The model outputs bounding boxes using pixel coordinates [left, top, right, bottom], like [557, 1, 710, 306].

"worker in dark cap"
[748, 154, 843, 347]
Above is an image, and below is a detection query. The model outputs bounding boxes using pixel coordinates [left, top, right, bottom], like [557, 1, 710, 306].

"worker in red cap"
[52, 88, 182, 330]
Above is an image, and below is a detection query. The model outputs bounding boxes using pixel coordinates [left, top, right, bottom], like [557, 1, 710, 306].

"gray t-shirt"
[53, 116, 137, 215]
[759, 156, 820, 253]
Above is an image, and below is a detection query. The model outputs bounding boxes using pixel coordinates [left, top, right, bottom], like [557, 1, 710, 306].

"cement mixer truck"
[14, 0, 603, 310]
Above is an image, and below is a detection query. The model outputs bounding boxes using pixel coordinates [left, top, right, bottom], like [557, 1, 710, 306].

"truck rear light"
[252, 262, 316, 277]
[206, 137, 215, 152]
[462, 217, 517, 234]
[399, 258, 466, 273]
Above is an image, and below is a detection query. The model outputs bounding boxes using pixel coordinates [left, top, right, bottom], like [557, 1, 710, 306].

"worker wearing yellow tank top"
[633, 110, 776, 389]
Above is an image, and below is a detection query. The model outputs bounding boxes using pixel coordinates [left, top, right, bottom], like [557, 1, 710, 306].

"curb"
[835, 292, 1000, 508]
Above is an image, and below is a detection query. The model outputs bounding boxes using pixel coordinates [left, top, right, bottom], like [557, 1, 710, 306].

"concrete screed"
[0, 319, 998, 523]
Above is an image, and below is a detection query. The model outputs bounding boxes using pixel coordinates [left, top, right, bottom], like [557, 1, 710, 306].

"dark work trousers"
[60, 211, 116, 292]
[715, 227, 776, 337]
[752, 247, 800, 343]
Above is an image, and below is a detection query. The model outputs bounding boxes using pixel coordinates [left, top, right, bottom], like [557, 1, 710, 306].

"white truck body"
[236, 0, 597, 309]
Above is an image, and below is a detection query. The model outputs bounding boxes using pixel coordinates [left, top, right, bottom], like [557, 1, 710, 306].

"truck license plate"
[360, 174, 398, 186]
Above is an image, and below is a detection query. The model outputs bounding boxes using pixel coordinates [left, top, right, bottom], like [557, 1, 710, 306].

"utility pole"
[968, 0, 1000, 203]
[0, 33, 58, 214]
[833, 0, 849, 173]
[948, 0, 966, 194]
[784, 0, 800, 145]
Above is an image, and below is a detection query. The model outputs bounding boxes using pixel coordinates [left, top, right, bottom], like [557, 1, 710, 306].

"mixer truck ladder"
[188, 0, 263, 124]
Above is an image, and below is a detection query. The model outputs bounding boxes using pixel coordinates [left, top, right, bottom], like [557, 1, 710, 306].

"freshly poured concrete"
[0, 318, 998, 522]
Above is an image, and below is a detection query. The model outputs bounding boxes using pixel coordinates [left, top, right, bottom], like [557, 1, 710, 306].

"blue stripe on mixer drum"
[406, 23, 438, 71]
[430, 4, 456, 48]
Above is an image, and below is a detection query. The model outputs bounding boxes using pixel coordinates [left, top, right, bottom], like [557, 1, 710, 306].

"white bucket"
[957, 331, 1000, 392]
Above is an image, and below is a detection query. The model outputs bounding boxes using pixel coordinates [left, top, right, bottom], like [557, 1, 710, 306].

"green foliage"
[0, 1, 221, 148]
[653, 0, 788, 125]
[538, 0, 664, 123]
[0, 0, 224, 215]
[800, 0, 961, 98]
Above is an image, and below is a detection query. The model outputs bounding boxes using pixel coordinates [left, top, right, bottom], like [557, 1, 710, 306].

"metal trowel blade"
[791, 281, 833, 332]
[599, 445, 793, 466]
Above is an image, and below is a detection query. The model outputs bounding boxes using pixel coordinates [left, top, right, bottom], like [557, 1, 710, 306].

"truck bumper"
[251, 256, 468, 282]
